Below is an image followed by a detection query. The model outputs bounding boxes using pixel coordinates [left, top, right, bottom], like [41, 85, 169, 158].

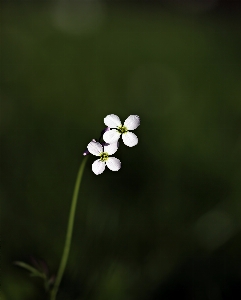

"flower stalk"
[50, 156, 88, 300]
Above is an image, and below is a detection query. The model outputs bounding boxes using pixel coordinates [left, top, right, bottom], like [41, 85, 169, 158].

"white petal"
[104, 114, 122, 128]
[106, 157, 121, 171]
[103, 142, 119, 155]
[124, 115, 140, 130]
[103, 129, 121, 144]
[92, 159, 105, 175]
[122, 132, 138, 147]
[87, 141, 103, 156]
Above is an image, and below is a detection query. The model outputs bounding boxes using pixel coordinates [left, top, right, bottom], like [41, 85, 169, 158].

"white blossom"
[103, 114, 140, 147]
[87, 140, 121, 175]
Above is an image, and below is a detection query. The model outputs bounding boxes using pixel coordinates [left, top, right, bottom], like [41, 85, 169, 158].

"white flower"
[103, 114, 140, 147]
[87, 140, 121, 175]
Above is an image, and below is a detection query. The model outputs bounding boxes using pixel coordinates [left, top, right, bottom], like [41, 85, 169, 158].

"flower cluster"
[84, 114, 140, 175]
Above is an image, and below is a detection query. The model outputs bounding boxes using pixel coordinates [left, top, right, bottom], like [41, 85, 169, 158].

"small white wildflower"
[103, 114, 140, 147]
[87, 141, 121, 175]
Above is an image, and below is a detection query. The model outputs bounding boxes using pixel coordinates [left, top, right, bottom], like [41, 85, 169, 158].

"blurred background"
[1, 0, 241, 299]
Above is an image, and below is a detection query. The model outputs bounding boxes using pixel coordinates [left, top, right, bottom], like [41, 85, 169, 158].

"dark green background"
[1, 2, 241, 299]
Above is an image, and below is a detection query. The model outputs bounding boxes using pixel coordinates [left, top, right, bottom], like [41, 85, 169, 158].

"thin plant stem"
[50, 156, 88, 300]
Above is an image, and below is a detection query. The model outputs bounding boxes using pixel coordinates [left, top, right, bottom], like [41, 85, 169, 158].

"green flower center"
[117, 125, 128, 134]
[100, 152, 109, 162]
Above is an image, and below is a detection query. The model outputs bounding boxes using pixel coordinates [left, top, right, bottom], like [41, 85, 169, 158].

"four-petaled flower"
[87, 141, 121, 175]
[103, 114, 140, 147]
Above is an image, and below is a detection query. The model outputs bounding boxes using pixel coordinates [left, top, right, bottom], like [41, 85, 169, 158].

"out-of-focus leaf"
[14, 261, 46, 279]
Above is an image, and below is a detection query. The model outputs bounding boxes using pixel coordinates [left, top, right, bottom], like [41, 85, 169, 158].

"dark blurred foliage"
[1, 1, 241, 299]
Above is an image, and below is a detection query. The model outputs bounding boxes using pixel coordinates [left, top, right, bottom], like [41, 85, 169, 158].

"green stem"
[50, 156, 88, 300]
